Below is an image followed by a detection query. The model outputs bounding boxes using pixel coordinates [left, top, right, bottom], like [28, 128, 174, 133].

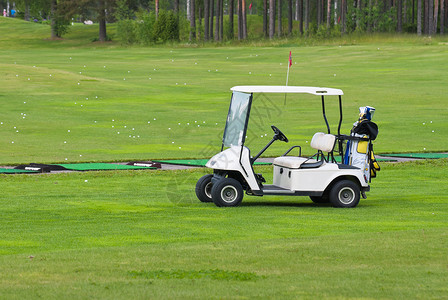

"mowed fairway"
[0, 160, 447, 298]
[1, 18, 448, 299]
[1, 18, 448, 164]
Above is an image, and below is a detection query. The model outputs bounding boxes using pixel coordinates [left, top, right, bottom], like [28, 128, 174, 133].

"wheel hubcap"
[221, 185, 238, 203]
[338, 187, 355, 204]
[204, 182, 213, 198]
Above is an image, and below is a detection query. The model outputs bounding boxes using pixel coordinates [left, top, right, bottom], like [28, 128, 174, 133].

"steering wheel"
[271, 125, 289, 143]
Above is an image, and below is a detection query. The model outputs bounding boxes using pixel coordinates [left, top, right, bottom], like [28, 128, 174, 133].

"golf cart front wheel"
[195, 174, 214, 203]
[329, 180, 360, 208]
[211, 178, 244, 207]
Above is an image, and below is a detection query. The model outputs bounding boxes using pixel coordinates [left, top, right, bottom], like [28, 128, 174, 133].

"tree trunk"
[334, 0, 338, 25]
[215, 0, 220, 41]
[434, 0, 439, 33]
[277, 0, 282, 37]
[229, 0, 235, 39]
[316, 0, 322, 28]
[428, 0, 434, 34]
[51, 0, 58, 38]
[155, 0, 159, 18]
[327, 0, 331, 29]
[341, 0, 346, 34]
[440, 0, 445, 34]
[210, 0, 214, 39]
[98, 0, 107, 42]
[305, 0, 309, 33]
[204, 0, 209, 40]
[242, 0, 247, 39]
[24, 0, 30, 21]
[412, 0, 415, 24]
[404, 0, 407, 23]
[288, 0, 293, 34]
[220, 0, 224, 40]
[417, 0, 422, 34]
[269, 0, 275, 38]
[174, 0, 179, 13]
[190, 0, 196, 41]
[295, 0, 299, 20]
[263, 0, 268, 37]
[238, 0, 243, 39]
[299, 0, 303, 34]
[397, 0, 402, 32]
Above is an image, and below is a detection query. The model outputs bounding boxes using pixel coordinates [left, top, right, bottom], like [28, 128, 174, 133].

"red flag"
[288, 51, 292, 67]
[249, 3, 252, 10]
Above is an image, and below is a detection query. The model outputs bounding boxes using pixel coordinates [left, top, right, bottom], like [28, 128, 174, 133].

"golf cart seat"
[273, 132, 336, 169]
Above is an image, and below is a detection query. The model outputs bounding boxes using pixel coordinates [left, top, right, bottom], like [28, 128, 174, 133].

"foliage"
[135, 9, 156, 44]
[153, 9, 179, 42]
[116, 19, 137, 44]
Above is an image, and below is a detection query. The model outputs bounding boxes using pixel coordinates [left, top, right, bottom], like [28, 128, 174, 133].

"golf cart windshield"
[222, 91, 252, 148]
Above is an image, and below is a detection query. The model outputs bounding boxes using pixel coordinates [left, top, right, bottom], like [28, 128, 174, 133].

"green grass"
[0, 159, 447, 298]
[1, 18, 448, 164]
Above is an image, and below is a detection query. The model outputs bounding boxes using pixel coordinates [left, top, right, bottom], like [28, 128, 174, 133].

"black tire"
[310, 194, 329, 204]
[195, 174, 214, 203]
[329, 180, 361, 208]
[211, 178, 244, 207]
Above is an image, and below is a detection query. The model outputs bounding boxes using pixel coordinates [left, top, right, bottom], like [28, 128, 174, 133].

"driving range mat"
[152, 159, 272, 167]
[55, 163, 157, 171]
[0, 168, 39, 174]
[382, 153, 448, 159]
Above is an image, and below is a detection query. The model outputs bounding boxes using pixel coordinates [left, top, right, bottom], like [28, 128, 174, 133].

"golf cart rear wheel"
[310, 195, 329, 204]
[195, 174, 214, 203]
[211, 178, 244, 207]
[329, 180, 360, 208]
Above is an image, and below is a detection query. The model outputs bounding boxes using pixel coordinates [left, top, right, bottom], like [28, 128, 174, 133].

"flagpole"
[284, 56, 291, 105]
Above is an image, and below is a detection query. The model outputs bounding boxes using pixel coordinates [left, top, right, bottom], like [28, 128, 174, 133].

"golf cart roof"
[231, 85, 344, 96]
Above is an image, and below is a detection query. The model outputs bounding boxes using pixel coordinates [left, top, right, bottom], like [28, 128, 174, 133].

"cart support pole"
[321, 96, 331, 134]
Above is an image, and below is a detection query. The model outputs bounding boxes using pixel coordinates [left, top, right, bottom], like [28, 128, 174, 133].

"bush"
[116, 19, 137, 45]
[135, 10, 156, 45]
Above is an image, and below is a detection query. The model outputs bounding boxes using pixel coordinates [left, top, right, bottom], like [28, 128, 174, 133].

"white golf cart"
[196, 86, 376, 208]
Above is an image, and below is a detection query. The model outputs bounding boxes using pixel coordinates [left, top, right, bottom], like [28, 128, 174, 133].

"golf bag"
[343, 106, 380, 182]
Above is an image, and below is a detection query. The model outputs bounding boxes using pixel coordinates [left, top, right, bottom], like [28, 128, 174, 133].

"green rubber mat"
[153, 159, 272, 167]
[0, 168, 39, 174]
[382, 153, 448, 159]
[56, 163, 157, 171]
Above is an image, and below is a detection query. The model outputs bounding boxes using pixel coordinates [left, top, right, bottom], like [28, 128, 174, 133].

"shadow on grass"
[241, 201, 331, 208]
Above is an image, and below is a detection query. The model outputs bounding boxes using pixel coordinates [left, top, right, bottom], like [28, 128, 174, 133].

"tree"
[242, 0, 247, 39]
[429, 0, 434, 34]
[229, 0, 234, 39]
[327, 0, 331, 29]
[305, 0, 309, 33]
[441, 0, 445, 34]
[210, 0, 214, 39]
[397, 0, 403, 32]
[277, 0, 282, 37]
[298, 0, 303, 34]
[190, 0, 196, 41]
[288, 0, 293, 35]
[204, 0, 209, 40]
[215, 0, 220, 40]
[263, 0, 268, 37]
[97, 0, 107, 41]
[269, 0, 275, 38]
[434, 0, 439, 33]
[417, 0, 422, 34]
